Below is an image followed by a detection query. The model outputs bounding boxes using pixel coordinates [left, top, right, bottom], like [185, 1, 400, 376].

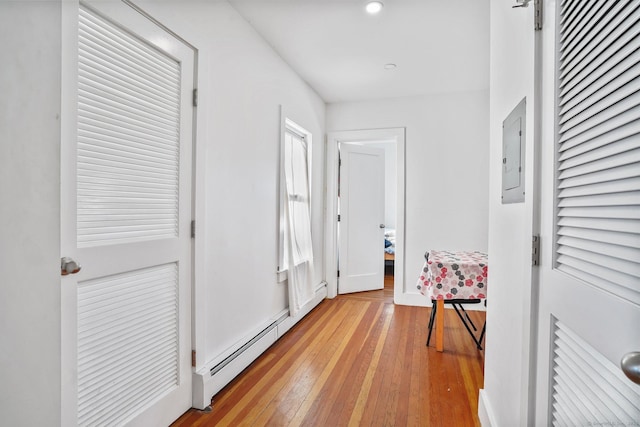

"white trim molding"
[478, 389, 497, 427]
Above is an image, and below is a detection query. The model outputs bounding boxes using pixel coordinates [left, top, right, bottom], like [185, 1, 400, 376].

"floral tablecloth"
[417, 250, 488, 300]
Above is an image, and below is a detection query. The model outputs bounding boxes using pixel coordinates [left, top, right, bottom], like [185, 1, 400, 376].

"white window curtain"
[282, 129, 314, 316]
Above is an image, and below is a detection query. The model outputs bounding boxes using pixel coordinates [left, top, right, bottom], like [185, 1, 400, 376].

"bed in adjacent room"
[384, 228, 395, 274]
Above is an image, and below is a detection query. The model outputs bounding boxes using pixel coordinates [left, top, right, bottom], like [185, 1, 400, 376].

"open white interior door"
[338, 143, 385, 294]
[534, 0, 640, 424]
[61, 2, 195, 426]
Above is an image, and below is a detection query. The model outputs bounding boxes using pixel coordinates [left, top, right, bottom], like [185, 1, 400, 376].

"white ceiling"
[228, 0, 490, 104]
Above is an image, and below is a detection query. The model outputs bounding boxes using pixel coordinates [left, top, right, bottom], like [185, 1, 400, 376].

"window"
[278, 118, 313, 277]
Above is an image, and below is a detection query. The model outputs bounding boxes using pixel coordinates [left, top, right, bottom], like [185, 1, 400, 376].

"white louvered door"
[535, 0, 640, 424]
[61, 2, 194, 426]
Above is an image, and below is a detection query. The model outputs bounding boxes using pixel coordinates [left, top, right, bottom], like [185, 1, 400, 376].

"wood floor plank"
[197, 301, 346, 426]
[346, 304, 394, 426]
[262, 301, 381, 426]
[218, 301, 364, 425]
[286, 302, 372, 426]
[299, 302, 384, 425]
[172, 275, 485, 427]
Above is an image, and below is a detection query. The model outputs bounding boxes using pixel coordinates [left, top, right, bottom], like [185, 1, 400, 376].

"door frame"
[325, 128, 406, 302]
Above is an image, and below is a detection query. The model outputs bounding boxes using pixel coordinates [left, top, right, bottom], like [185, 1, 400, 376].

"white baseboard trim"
[276, 284, 327, 337]
[192, 283, 327, 410]
[478, 389, 497, 427]
[394, 292, 430, 307]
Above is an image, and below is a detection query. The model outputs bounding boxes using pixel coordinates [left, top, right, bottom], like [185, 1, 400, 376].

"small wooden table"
[417, 250, 488, 352]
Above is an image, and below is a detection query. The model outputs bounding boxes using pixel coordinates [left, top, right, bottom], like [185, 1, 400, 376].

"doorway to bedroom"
[325, 128, 406, 303]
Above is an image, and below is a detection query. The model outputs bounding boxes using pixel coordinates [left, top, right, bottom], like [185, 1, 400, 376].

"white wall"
[327, 91, 489, 302]
[479, 1, 538, 426]
[0, 2, 62, 425]
[135, 1, 326, 369]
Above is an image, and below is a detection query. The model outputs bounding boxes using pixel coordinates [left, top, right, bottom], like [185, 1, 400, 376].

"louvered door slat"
[557, 254, 636, 291]
[79, 9, 178, 82]
[557, 245, 639, 278]
[559, 0, 585, 30]
[553, 364, 609, 421]
[560, 0, 631, 68]
[558, 234, 640, 263]
[77, 264, 179, 426]
[78, 43, 179, 103]
[77, 5, 182, 249]
[557, 177, 640, 197]
[559, 91, 640, 141]
[558, 226, 640, 247]
[558, 105, 640, 149]
[79, 74, 179, 118]
[559, 145, 640, 176]
[559, 162, 640, 188]
[559, 120, 640, 162]
[555, 0, 640, 306]
[559, 51, 640, 121]
[560, 72, 640, 129]
[559, 205, 640, 220]
[80, 90, 179, 133]
[559, 0, 601, 52]
[558, 216, 638, 233]
[79, 79, 179, 122]
[557, 192, 640, 208]
[560, 3, 640, 85]
[551, 321, 640, 426]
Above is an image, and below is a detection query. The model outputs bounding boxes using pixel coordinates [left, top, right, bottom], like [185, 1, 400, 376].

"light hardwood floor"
[173, 275, 485, 426]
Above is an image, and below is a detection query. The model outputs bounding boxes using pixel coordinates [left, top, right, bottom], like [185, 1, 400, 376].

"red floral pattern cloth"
[417, 250, 488, 300]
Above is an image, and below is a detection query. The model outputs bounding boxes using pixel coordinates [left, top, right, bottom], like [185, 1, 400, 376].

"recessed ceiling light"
[384, 63, 397, 70]
[365, 1, 384, 15]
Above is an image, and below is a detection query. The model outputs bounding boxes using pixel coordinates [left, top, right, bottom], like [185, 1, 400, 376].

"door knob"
[61, 257, 81, 276]
[621, 352, 640, 385]
[379, 224, 385, 229]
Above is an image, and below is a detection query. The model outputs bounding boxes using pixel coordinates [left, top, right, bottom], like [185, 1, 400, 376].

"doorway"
[326, 128, 406, 303]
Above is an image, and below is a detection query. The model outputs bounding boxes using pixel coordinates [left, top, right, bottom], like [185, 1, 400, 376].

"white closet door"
[535, 1, 640, 424]
[61, 2, 195, 426]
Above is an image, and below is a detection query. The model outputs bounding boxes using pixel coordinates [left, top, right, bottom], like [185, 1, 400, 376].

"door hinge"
[192, 350, 196, 367]
[192, 88, 198, 107]
[532, 235, 540, 266]
[512, 0, 542, 31]
[337, 270, 340, 278]
[534, 0, 543, 31]
[337, 214, 341, 222]
[191, 220, 196, 238]
[339, 157, 342, 167]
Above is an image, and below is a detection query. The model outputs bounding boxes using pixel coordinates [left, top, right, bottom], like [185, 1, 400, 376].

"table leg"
[436, 299, 444, 352]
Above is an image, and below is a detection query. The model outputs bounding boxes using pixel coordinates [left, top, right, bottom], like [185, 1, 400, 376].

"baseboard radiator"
[192, 283, 327, 409]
